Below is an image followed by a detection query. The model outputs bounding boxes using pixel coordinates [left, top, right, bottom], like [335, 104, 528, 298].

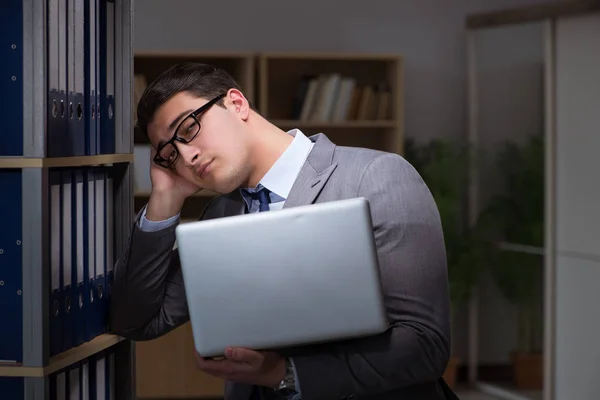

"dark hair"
[136, 62, 254, 137]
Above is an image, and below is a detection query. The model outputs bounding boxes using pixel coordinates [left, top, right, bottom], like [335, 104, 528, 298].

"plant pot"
[511, 351, 543, 390]
[443, 355, 461, 389]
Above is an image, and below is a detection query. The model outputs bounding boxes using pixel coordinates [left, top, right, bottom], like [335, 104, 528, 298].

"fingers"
[225, 347, 264, 365]
[194, 349, 284, 387]
[194, 352, 233, 376]
[194, 348, 263, 379]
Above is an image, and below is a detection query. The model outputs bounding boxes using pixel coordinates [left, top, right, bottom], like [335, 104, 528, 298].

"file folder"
[99, 0, 115, 154]
[61, 169, 75, 352]
[108, 347, 116, 400]
[49, 169, 63, 356]
[47, 0, 69, 157]
[50, 369, 67, 400]
[0, 377, 24, 399]
[90, 351, 109, 400]
[75, 0, 87, 156]
[84, 168, 99, 341]
[67, 0, 86, 156]
[0, 0, 24, 156]
[95, 0, 102, 157]
[67, 362, 81, 399]
[94, 168, 108, 336]
[0, 170, 23, 363]
[81, 359, 90, 400]
[85, 0, 98, 155]
[73, 169, 87, 347]
[105, 168, 114, 300]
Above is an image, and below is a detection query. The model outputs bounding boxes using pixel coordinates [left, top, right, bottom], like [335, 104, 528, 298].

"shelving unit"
[258, 52, 404, 155]
[134, 51, 256, 104]
[0, 334, 124, 378]
[0, 0, 135, 398]
[130, 50, 404, 398]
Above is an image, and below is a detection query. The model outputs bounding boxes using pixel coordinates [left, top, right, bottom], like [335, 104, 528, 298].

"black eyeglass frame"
[153, 93, 226, 168]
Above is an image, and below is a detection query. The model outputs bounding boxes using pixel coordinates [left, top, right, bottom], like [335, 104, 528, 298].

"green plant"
[405, 138, 491, 319]
[479, 134, 545, 354]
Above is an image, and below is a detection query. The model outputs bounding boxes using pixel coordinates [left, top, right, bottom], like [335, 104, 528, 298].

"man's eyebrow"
[168, 109, 194, 132]
[156, 109, 194, 149]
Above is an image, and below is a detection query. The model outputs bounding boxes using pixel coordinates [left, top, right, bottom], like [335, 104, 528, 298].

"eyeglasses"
[153, 93, 226, 169]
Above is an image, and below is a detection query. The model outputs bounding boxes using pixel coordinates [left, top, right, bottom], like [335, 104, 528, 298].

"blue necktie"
[248, 187, 271, 212]
[248, 188, 270, 400]
[243, 187, 272, 400]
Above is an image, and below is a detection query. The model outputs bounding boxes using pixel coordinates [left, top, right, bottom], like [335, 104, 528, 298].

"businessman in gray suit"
[109, 62, 455, 400]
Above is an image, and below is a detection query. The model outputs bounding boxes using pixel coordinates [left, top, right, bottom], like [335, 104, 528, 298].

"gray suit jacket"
[109, 133, 453, 400]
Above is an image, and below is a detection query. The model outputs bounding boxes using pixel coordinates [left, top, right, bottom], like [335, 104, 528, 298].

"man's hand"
[194, 347, 286, 388]
[146, 146, 201, 221]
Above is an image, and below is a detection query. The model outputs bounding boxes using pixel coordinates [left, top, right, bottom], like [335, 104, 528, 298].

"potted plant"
[404, 138, 491, 389]
[478, 134, 545, 389]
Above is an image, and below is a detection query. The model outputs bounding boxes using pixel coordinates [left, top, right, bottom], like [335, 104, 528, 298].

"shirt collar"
[240, 129, 314, 207]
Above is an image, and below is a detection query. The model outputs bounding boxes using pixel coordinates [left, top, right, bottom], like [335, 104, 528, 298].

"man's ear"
[226, 88, 250, 121]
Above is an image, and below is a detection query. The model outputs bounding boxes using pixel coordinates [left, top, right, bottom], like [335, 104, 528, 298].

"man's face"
[146, 90, 253, 193]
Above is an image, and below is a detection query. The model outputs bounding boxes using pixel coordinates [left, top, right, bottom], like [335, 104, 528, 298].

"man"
[109, 62, 455, 400]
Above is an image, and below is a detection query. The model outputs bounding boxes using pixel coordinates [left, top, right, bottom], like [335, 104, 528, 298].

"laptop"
[175, 197, 389, 357]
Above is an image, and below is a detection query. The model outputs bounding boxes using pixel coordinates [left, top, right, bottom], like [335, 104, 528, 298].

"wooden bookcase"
[133, 51, 256, 104]
[258, 52, 404, 156]
[131, 51, 404, 399]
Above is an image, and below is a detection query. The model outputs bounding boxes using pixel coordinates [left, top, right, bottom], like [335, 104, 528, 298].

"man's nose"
[177, 143, 200, 166]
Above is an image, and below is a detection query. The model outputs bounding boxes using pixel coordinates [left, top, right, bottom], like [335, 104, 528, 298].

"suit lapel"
[283, 133, 337, 209]
[218, 133, 337, 216]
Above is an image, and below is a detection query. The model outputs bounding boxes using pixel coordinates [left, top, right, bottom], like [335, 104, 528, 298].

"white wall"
[554, 12, 600, 400]
[133, 0, 557, 144]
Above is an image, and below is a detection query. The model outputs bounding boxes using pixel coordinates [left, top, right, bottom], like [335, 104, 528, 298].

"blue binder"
[105, 167, 115, 302]
[0, 0, 24, 156]
[61, 169, 75, 352]
[47, 0, 69, 157]
[94, 168, 108, 336]
[95, 0, 103, 157]
[0, 377, 24, 399]
[84, 167, 100, 341]
[99, 0, 115, 154]
[85, 0, 98, 155]
[66, 0, 86, 156]
[73, 169, 87, 347]
[89, 349, 113, 400]
[80, 358, 91, 399]
[49, 169, 63, 356]
[66, 361, 82, 398]
[75, 0, 87, 156]
[0, 170, 23, 363]
[107, 346, 116, 399]
[49, 368, 67, 400]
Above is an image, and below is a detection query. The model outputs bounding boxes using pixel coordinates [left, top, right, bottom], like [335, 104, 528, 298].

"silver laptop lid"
[175, 197, 389, 357]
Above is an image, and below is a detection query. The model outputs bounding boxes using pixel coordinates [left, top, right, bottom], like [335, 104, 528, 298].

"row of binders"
[1, 0, 116, 157]
[49, 166, 115, 357]
[0, 166, 115, 364]
[0, 348, 116, 399]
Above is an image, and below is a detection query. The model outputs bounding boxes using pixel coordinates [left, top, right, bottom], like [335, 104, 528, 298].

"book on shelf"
[291, 74, 392, 122]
